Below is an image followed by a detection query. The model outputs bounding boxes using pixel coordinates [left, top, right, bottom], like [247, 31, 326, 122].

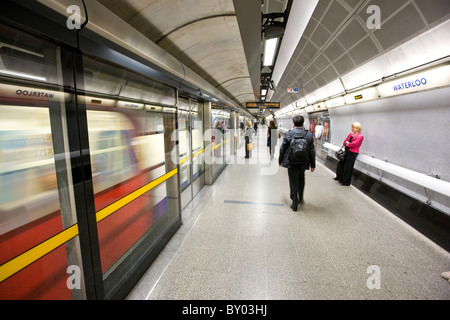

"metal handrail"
[323, 142, 450, 198]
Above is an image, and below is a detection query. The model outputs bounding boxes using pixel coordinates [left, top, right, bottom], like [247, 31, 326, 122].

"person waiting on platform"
[279, 115, 316, 211]
[334, 122, 364, 186]
[245, 121, 255, 159]
[267, 120, 280, 160]
[253, 121, 258, 136]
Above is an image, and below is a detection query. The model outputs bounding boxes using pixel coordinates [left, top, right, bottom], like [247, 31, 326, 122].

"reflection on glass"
[211, 106, 231, 179]
[178, 98, 191, 191]
[191, 100, 204, 180]
[0, 107, 74, 299]
[0, 24, 77, 299]
[82, 55, 180, 278]
[86, 106, 172, 274]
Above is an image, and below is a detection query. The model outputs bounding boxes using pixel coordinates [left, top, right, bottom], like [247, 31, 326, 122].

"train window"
[145, 110, 164, 134]
[211, 106, 228, 179]
[222, 109, 231, 164]
[120, 79, 176, 107]
[192, 100, 205, 180]
[0, 34, 59, 85]
[0, 24, 81, 299]
[178, 97, 191, 191]
[79, 55, 181, 285]
[81, 55, 176, 106]
[179, 98, 205, 209]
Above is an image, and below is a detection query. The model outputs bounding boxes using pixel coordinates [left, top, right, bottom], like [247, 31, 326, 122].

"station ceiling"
[98, 0, 449, 116]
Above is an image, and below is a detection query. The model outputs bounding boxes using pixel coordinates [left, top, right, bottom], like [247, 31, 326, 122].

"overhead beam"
[233, 0, 262, 102]
[268, 0, 318, 101]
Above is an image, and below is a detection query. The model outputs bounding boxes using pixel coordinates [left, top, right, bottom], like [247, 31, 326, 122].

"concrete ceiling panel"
[98, 0, 255, 110]
[99, 0, 449, 112]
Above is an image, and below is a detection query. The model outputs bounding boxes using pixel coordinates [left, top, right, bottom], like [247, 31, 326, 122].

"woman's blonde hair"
[352, 122, 362, 133]
[246, 121, 252, 127]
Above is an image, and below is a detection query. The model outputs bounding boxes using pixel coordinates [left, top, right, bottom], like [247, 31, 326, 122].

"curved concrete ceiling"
[98, 0, 450, 117]
[270, 0, 450, 108]
[98, 0, 255, 111]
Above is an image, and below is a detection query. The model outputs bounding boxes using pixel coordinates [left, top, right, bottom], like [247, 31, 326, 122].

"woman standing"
[245, 121, 255, 158]
[334, 122, 364, 186]
[267, 120, 280, 160]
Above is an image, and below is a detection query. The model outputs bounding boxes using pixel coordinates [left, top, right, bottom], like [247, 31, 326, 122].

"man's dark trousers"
[288, 167, 306, 204]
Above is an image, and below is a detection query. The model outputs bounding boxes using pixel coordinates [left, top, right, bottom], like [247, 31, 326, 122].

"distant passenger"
[279, 115, 316, 211]
[267, 120, 280, 160]
[253, 121, 258, 135]
[334, 122, 364, 186]
[245, 121, 255, 159]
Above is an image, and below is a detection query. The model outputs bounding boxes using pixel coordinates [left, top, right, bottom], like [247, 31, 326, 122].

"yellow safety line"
[212, 142, 223, 150]
[0, 168, 178, 283]
[182, 137, 231, 156]
[180, 148, 205, 164]
[212, 138, 231, 151]
[0, 224, 79, 283]
[192, 148, 205, 158]
[180, 156, 189, 165]
[96, 168, 178, 223]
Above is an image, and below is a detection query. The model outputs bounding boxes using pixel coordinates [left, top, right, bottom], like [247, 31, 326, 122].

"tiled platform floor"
[128, 126, 450, 300]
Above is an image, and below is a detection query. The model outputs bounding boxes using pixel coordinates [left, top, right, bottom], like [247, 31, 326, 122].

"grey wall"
[329, 86, 450, 213]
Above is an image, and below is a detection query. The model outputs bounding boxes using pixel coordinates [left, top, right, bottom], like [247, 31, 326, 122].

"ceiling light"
[0, 69, 47, 82]
[263, 38, 278, 66]
[261, 88, 268, 96]
[271, 0, 318, 85]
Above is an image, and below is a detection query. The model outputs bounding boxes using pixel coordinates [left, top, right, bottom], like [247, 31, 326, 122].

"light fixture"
[261, 10, 287, 100]
[261, 88, 268, 96]
[263, 38, 279, 67]
[0, 69, 47, 82]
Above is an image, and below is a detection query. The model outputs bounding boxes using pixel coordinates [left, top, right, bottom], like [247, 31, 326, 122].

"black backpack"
[288, 132, 309, 166]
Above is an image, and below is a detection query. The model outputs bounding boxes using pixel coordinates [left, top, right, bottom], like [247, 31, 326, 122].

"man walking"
[279, 115, 316, 211]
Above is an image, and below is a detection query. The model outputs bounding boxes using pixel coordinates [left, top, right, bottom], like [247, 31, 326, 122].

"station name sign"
[246, 102, 280, 109]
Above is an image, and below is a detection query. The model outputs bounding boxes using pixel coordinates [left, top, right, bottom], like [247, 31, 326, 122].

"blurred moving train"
[0, 89, 173, 299]
[0, 8, 251, 297]
[3, 0, 448, 301]
[0, 21, 184, 299]
[0, 102, 167, 232]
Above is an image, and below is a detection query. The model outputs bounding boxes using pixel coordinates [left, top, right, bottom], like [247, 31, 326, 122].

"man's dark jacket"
[279, 127, 316, 169]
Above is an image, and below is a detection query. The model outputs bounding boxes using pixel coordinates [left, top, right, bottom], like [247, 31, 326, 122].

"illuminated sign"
[246, 102, 280, 109]
[344, 87, 378, 105]
[325, 97, 345, 109]
[392, 78, 427, 92]
[15, 89, 55, 99]
[287, 88, 299, 93]
[80, 96, 116, 107]
[117, 101, 144, 110]
[0, 83, 67, 101]
[377, 65, 450, 98]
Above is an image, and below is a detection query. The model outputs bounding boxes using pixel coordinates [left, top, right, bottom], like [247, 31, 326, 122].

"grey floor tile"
[128, 126, 450, 301]
[184, 270, 231, 300]
[227, 274, 267, 300]
[266, 279, 307, 300]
